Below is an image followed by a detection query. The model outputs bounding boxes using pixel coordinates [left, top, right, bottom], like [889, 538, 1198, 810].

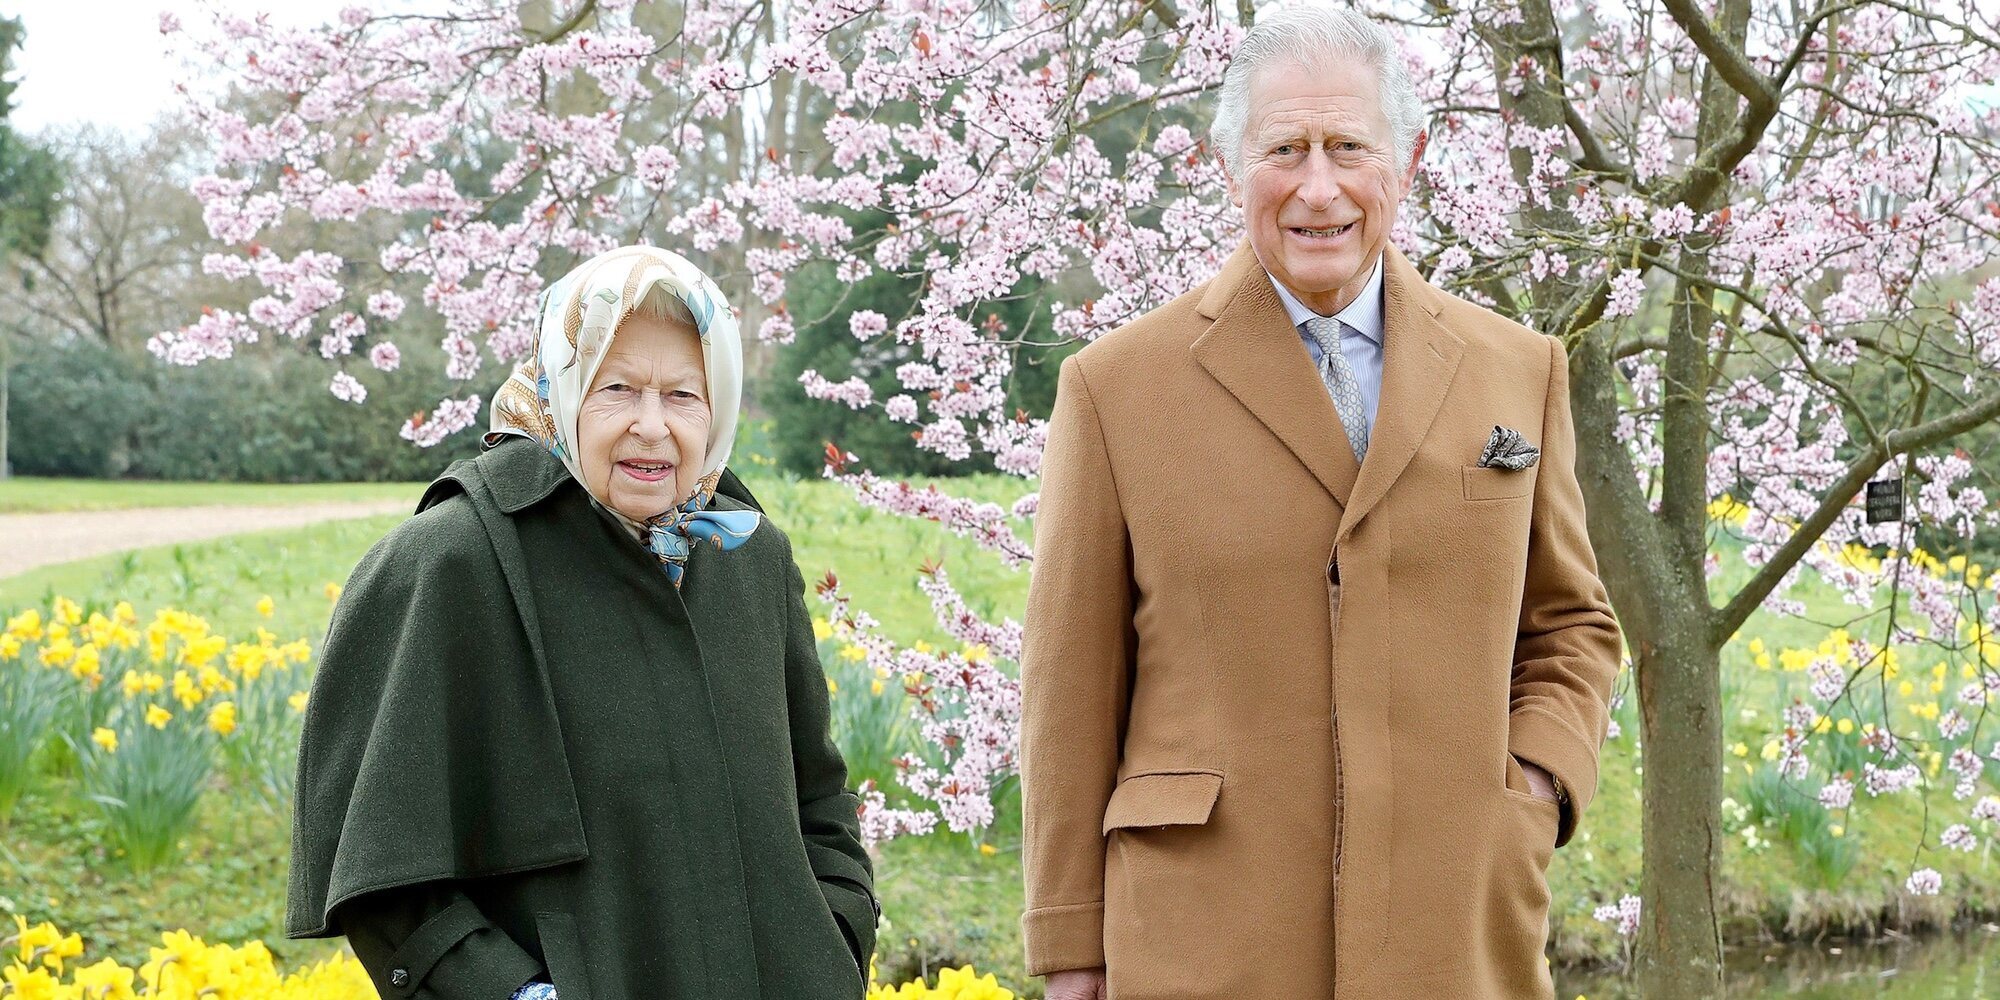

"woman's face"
[576, 313, 710, 521]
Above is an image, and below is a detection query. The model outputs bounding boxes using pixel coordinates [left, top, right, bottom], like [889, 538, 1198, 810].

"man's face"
[1225, 58, 1425, 316]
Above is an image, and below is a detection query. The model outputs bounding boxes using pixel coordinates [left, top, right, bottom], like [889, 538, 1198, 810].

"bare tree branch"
[1711, 384, 2000, 647]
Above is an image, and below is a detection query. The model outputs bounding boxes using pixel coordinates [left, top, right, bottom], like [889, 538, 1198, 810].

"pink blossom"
[399, 395, 482, 448]
[1592, 894, 1642, 937]
[329, 371, 367, 403]
[884, 395, 920, 423]
[849, 310, 888, 340]
[1864, 762, 1922, 796]
[1605, 269, 1645, 318]
[1905, 868, 1942, 895]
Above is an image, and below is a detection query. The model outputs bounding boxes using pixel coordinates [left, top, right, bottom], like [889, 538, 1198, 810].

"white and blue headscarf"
[488, 245, 761, 587]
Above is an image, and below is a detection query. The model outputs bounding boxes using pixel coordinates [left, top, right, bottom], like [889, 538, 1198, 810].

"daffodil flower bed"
[3, 918, 371, 999]
[1, 598, 314, 868]
[4, 917, 1020, 1000]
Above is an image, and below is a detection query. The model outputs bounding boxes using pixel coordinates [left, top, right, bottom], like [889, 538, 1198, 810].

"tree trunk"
[0, 332, 10, 479]
[1569, 312, 1727, 998]
[1634, 628, 1726, 997]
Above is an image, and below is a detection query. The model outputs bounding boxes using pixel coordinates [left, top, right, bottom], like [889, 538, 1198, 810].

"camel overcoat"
[1019, 243, 1623, 999]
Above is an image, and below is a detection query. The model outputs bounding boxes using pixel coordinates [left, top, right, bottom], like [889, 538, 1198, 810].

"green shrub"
[6, 336, 480, 482]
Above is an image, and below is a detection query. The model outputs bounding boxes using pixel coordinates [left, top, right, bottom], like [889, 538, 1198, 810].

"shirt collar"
[1267, 253, 1386, 346]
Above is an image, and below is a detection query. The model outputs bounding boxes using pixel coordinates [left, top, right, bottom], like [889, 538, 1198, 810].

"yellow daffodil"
[256, 595, 275, 618]
[1, 963, 60, 997]
[37, 637, 75, 669]
[228, 642, 268, 681]
[288, 690, 310, 713]
[85, 612, 116, 647]
[208, 701, 238, 737]
[106, 622, 140, 650]
[71, 958, 138, 1000]
[70, 643, 102, 682]
[144, 704, 172, 730]
[812, 617, 835, 641]
[91, 727, 118, 754]
[4, 608, 43, 641]
[1706, 495, 1749, 524]
[52, 596, 83, 626]
[180, 634, 226, 670]
[197, 664, 233, 695]
[171, 670, 204, 710]
[15, 914, 58, 963]
[324, 581, 344, 601]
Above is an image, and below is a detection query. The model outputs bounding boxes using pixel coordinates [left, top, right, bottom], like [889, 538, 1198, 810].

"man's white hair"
[1210, 4, 1426, 174]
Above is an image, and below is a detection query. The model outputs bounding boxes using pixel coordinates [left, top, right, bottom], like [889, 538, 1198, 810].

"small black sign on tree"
[1865, 478, 1904, 525]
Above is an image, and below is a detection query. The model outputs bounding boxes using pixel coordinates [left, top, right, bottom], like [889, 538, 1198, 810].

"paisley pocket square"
[1478, 425, 1540, 470]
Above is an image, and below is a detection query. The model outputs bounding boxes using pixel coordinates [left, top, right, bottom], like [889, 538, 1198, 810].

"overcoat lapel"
[1190, 244, 1362, 509]
[1336, 246, 1465, 544]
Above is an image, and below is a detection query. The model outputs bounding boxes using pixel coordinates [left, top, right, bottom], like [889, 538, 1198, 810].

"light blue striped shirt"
[1268, 254, 1387, 427]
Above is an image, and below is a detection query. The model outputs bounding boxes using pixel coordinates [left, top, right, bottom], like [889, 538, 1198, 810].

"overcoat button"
[390, 968, 410, 988]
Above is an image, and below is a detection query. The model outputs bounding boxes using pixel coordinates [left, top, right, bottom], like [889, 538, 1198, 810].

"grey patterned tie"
[1304, 316, 1370, 462]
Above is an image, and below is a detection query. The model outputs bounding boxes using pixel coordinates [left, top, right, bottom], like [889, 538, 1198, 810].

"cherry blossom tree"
[157, 1, 2000, 995]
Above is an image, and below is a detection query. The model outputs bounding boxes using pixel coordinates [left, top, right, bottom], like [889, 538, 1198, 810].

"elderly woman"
[287, 246, 877, 1000]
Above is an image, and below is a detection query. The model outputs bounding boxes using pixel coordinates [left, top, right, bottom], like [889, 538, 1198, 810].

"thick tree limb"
[1564, 101, 1631, 181]
[1659, 0, 1774, 113]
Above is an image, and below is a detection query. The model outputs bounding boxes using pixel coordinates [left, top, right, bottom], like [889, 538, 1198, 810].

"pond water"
[1554, 926, 2000, 998]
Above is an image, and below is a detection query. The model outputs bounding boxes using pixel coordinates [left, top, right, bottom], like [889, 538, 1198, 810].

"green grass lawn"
[0, 478, 426, 513]
[0, 472, 1033, 647]
[1, 475, 1996, 996]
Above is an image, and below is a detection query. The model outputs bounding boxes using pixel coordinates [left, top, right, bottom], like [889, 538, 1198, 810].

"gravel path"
[0, 500, 413, 581]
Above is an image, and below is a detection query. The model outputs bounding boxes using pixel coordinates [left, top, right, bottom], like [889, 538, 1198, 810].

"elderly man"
[1018, 6, 1623, 999]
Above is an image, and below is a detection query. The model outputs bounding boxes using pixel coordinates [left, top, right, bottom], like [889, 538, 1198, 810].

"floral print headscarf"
[487, 246, 759, 587]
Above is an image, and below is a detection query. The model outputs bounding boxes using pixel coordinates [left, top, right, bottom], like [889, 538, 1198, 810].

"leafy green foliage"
[5, 337, 481, 481]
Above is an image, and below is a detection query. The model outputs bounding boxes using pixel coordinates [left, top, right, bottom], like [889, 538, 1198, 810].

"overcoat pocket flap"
[1101, 771, 1224, 835]
[1463, 464, 1537, 501]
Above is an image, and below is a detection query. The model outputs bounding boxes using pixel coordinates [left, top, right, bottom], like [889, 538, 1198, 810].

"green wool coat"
[287, 438, 877, 1000]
